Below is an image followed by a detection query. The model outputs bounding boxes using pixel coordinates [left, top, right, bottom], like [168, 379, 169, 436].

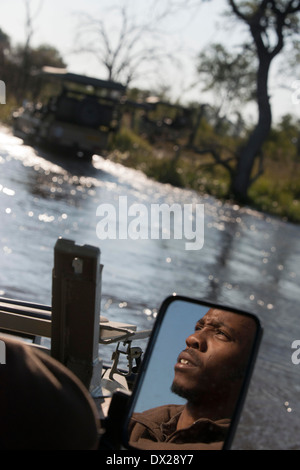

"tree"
[27, 44, 66, 70]
[228, 0, 300, 201]
[197, 43, 257, 121]
[0, 28, 10, 54]
[19, 0, 44, 96]
[72, 1, 192, 86]
[0, 28, 11, 78]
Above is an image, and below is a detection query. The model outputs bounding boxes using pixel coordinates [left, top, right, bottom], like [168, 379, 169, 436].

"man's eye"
[216, 329, 230, 340]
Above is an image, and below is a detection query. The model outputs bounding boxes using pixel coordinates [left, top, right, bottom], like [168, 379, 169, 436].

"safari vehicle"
[12, 67, 126, 161]
[0, 238, 263, 451]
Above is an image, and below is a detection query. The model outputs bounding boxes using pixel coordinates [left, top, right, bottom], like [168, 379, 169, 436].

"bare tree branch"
[71, 0, 203, 86]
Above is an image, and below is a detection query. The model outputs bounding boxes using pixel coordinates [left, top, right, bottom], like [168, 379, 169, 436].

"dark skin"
[172, 308, 257, 431]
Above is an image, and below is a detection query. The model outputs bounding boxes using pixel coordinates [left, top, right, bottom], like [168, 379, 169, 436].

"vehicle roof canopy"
[39, 66, 127, 92]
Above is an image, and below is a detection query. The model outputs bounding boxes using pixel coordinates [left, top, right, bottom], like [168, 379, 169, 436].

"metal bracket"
[109, 341, 143, 380]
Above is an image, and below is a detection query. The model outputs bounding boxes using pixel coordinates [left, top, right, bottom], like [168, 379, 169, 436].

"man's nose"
[186, 330, 207, 352]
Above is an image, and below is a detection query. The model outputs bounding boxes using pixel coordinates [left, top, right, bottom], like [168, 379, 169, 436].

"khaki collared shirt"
[128, 404, 230, 450]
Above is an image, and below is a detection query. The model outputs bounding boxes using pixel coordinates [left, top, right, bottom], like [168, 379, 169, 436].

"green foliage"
[146, 158, 184, 188]
[0, 98, 18, 124]
[197, 43, 257, 116]
[249, 177, 300, 223]
[248, 115, 300, 222]
[110, 112, 300, 223]
[0, 25, 66, 103]
[28, 44, 66, 70]
[109, 127, 154, 169]
[262, 114, 299, 162]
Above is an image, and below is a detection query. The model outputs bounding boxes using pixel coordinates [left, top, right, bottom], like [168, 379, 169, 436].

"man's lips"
[175, 349, 202, 368]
